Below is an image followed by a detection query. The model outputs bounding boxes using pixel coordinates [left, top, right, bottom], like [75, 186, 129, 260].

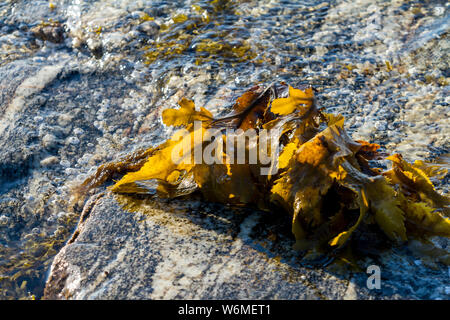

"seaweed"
[140, 1, 257, 66]
[78, 82, 450, 260]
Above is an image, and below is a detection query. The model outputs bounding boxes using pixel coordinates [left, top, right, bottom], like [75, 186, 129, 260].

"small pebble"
[0, 215, 10, 226]
[60, 159, 71, 167]
[73, 128, 85, 135]
[40, 156, 59, 167]
[57, 113, 73, 127]
[42, 133, 59, 149]
[67, 136, 80, 145]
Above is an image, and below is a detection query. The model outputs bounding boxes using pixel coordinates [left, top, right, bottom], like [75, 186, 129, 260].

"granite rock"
[44, 193, 449, 300]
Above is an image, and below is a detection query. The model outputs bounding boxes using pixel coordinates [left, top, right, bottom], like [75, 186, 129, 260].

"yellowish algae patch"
[141, 2, 258, 65]
[0, 213, 78, 300]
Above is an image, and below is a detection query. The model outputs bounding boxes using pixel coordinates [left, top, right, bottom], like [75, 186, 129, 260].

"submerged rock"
[43, 193, 347, 299]
[44, 193, 449, 299]
[30, 22, 65, 43]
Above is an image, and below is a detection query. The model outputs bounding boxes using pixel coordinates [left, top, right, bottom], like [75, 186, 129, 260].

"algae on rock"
[78, 83, 450, 259]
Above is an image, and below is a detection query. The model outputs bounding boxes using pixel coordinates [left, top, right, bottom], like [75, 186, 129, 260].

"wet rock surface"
[0, 0, 448, 299]
[42, 193, 450, 300]
[45, 193, 351, 300]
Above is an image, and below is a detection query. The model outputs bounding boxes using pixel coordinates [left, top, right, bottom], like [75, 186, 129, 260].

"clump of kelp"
[77, 83, 450, 259]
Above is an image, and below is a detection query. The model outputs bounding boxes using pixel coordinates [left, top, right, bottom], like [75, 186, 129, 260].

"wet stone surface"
[0, 0, 448, 299]
[42, 193, 449, 300]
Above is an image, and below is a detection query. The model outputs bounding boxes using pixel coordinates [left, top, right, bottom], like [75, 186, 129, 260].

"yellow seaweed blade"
[278, 137, 299, 170]
[387, 154, 449, 208]
[193, 160, 260, 205]
[271, 86, 314, 115]
[271, 128, 343, 227]
[162, 98, 213, 127]
[413, 159, 448, 180]
[387, 154, 435, 190]
[329, 193, 367, 248]
[367, 178, 407, 242]
[110, 143, 182, 193]
[322, 112, 345, 128]
[402, 201, 450, 237]
[111, 126, 201, 193]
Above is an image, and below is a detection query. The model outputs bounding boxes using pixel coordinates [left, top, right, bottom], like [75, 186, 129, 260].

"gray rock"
[136, 21, 159, 37]
[0, 51, 159, 299]
[43, 193, 450, 300]
[44, 193, 350, 299]
[40, 156, 59, 167]
[30, 23, 65, 43]
[42, 133, 60, 150]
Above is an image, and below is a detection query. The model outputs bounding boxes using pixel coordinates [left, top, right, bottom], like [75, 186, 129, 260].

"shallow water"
[0, 0, 448, 299]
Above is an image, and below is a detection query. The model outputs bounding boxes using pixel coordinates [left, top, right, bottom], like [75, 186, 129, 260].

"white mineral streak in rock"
[343, 278, 358, 300]
[0, 64, 64, 136]
[149, 212, 261, 299]
[77, 247, 128, 300]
